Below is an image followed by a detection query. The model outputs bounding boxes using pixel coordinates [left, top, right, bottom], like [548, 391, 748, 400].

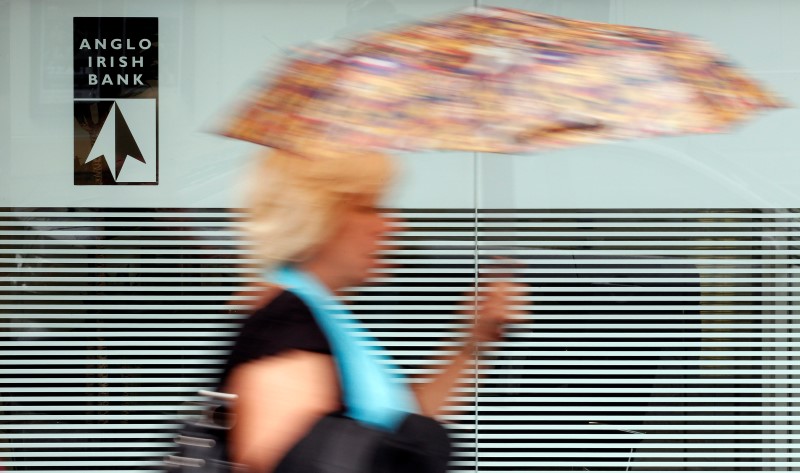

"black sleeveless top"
[219, 290, 452, 473]
[219, 290, 332, 387]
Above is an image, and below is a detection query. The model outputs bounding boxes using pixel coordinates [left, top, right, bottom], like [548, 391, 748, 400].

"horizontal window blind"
[466, 210, 798, 473]
[0, 208, 797, 472]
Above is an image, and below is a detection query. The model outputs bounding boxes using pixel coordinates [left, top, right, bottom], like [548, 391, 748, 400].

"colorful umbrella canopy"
[218, 7, 785, 154]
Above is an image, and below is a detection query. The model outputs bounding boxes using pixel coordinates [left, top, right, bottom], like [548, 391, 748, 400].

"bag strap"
[267, 266, 418, 431]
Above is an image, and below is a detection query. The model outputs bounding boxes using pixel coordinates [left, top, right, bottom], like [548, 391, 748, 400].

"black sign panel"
[73, 17, 158, 185]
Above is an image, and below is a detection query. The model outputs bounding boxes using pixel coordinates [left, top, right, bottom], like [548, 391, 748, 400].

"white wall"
[0, 0, 797, 209]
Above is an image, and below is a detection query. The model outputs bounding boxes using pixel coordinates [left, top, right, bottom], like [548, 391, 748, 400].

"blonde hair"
[245, 147, 395, 268]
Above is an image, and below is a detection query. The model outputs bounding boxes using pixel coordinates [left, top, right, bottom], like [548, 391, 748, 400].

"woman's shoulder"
[246, 289, 315, 326]
[231, 289, 332, 359]
[220, 288, 332, 387]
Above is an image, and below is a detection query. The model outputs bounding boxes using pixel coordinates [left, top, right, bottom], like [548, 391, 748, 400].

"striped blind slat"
[1, 208, 797, 472]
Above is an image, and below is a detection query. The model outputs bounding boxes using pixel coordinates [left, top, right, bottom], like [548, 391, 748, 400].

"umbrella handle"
[485, 255, 525, 280]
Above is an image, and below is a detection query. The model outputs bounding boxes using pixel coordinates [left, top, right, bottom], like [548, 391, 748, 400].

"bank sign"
[73, 17, 158, 185]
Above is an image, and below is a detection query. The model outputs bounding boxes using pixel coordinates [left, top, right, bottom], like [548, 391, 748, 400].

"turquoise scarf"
[268, 265, 418, 431]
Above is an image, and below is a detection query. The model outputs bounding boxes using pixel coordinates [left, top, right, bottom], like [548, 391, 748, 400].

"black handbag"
[164, 390, 240, 473]
[275, 411, 451, 473]
[165, 391, 451, 473]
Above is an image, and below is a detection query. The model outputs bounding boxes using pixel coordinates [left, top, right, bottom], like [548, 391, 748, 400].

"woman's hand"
[413, 279, 528, 418]
[467, 280, 528, 351]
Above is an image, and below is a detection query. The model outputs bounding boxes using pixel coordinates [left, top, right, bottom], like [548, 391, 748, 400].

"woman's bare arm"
[412, 343, 475, 418]
[413, 281, 526, 418]
[224, 350, 340, 473]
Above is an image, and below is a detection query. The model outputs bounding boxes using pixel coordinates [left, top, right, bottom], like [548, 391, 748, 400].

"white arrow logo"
[85, 101, 146, 181]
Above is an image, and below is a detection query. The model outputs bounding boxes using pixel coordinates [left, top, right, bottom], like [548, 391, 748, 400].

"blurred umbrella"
[218, 6, 785, 154]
